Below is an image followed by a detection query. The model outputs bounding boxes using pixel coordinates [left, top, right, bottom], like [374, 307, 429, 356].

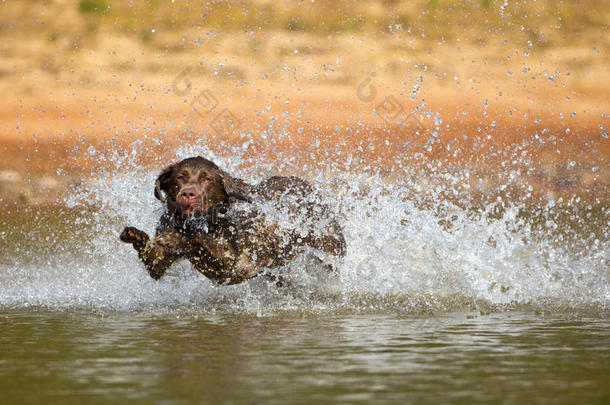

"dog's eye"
[202, 177, 212, 182]
[176, 175, 184, 181]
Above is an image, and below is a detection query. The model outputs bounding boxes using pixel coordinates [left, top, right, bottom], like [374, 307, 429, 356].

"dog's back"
[252, 175, 346, 257]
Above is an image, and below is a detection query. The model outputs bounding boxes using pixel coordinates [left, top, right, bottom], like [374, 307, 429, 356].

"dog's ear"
[154, 164, 176, 202]
[219, 171, 251, 203]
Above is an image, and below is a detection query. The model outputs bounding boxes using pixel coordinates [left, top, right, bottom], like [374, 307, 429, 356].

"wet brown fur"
[120, 157, 346, 284]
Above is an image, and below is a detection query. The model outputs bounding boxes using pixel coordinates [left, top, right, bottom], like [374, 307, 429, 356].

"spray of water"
[1, 138, 608, 315]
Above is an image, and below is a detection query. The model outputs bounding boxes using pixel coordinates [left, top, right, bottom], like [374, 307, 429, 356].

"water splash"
[1, 141, 608, 315]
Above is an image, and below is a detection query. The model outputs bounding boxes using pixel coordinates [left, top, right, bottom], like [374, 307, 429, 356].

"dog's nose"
[179, 188, 198, 200]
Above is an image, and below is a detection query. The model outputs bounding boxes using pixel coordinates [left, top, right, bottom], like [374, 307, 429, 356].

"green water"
[1, 310, 608, 404]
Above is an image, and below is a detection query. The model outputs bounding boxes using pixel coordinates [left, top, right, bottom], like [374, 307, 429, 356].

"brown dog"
[120, 157, 346, 284]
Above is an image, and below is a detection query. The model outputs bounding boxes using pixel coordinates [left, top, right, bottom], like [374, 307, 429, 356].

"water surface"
[1, 310, 608, 404]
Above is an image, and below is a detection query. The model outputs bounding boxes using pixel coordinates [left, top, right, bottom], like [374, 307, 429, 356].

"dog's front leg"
[181, 232, 252, 284]
[120, 227, 184, 280]
[188, 232, 265, 284]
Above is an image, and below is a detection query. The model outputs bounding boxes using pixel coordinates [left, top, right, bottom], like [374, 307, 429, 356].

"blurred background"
[0, 0, 608, 205]
[1, 5, 609, 403]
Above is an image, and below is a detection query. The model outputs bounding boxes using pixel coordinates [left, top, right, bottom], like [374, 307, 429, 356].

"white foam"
[1, 144, 608, 315]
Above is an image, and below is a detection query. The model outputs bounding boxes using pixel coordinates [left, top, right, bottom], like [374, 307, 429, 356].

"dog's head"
[154, 157, 250, 217]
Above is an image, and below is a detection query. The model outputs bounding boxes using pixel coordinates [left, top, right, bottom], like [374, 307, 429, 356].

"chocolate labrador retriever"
[120, 157, 346, 284]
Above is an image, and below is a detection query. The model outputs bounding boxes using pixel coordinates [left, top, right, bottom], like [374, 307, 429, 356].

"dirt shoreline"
[1, 78, 608, 206]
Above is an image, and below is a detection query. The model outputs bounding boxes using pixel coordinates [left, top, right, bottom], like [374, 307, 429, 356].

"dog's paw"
[120, 226, 150, 246]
